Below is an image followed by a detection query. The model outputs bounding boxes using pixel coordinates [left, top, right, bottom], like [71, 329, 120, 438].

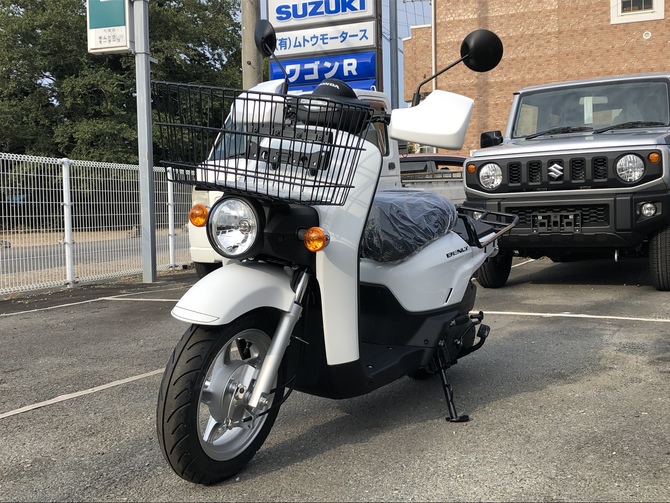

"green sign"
[88, 0, 125, 29]
[87, 0, 133, 54]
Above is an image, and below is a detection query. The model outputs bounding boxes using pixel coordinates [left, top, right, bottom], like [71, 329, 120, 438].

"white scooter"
[154, 20, 515, 485]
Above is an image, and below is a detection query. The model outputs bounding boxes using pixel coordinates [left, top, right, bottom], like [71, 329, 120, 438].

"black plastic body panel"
[289, 279, 478, 399]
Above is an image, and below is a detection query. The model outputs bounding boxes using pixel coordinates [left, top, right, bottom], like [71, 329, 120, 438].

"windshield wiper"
[524, 126, 592, 140]
[592, 121, 666, 134]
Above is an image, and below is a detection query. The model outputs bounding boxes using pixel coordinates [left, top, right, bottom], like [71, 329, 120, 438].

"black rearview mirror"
[254, 20, 289, 94]
[254, 19, 277, 58]
[411, 28, 503, 107]
[461, 29, 504, 73]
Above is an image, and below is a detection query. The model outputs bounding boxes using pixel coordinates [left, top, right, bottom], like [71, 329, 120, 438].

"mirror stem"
[411, 54, 468, 107]
[269, 52, 289, 95]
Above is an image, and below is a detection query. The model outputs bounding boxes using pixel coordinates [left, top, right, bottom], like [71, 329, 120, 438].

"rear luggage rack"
[456, 206, 518, 248]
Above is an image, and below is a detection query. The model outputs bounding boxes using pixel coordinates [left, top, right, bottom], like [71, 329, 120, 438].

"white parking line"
[102, 297, 181, 302]
[484, 310, 670, 323]
[2, 308, 668, 421]
[0, 288, 184, 317]
[512, 258, 535, 268]
[0, 297, 105, 316]
[0, 369, 164, 419]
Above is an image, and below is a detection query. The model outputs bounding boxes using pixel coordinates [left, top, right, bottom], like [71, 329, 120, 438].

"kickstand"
[437, 345, 470, 423]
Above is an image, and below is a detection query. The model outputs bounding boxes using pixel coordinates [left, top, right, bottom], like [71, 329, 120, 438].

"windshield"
[512, 79, 670, 138]
[209, 115, 246, 161]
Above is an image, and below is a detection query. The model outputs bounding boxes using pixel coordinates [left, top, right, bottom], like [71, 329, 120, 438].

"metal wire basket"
[152, 81, 373, 206]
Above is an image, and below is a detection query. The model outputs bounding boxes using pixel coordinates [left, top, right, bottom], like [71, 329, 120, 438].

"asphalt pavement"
[1, 258, 669, 502]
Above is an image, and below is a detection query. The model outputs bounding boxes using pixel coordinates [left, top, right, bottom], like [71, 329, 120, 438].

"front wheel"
[649, 224, 670, 291]
[156, 310, 285, 485]
[476, 251, 513, 288]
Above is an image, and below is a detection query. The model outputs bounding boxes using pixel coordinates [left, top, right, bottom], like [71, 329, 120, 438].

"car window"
[400, 161, 430, 173]
[512, 79, 670, 138]
[436, 160, 463, 172]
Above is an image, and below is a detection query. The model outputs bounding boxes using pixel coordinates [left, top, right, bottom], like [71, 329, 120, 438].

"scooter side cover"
[171, 262, 295, 325]
[359, 234, 492, 312]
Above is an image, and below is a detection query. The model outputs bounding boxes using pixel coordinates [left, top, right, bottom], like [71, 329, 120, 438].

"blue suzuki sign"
[268, 0, 374, 28]
[270, 51, 376, 89]
[275, 0, 368, 21]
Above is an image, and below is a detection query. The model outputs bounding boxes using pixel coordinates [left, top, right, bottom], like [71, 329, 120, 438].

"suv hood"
[471, 129, 670, 158]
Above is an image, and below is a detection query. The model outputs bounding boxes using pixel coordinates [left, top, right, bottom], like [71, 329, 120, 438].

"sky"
[380, 0, 433, 107]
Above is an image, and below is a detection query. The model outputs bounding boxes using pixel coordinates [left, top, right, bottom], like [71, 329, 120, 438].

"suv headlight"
[479, 163, 503, 189]
[616, 154, 645, 182]
[207, 197, 264, 259]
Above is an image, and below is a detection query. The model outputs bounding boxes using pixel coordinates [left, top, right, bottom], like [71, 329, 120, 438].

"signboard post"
[87, 0, 134, 54]
[86, 0, 156, 282]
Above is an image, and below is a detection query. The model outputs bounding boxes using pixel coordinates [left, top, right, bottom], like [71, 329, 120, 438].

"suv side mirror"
[480, 130, 503, 148]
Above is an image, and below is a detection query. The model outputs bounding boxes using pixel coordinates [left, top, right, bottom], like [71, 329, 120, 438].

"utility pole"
[242, 0, 263, 89]
[133, 0, 157, 282]
[389, 0, 399, 109]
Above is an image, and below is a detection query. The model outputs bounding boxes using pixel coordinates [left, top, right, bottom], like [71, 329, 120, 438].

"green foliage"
[0, 0, 242, 163]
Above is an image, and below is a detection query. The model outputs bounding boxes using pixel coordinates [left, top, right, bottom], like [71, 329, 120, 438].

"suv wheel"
[194, 261, 222, 279]
[476, 251, 513, 288]
[649, 224, 670, 291]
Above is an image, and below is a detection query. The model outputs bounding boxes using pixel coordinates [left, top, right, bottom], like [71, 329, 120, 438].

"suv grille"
[571, 158, 586, 181]
[593, 157, 608, 179]
[506, 156, 609, 188]
[470, 151, 662, 192]
[528, 161, 542, 183]
[509, 162, 521, 184]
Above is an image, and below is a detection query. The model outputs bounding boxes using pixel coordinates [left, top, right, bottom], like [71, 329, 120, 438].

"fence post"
[61, 158, 76, 287]
[167, 169, 176, 268]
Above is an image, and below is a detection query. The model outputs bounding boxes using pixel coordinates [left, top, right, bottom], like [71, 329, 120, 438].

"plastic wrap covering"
[361, 189, 458, 262]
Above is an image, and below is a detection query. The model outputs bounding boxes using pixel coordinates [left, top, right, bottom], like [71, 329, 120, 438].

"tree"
[0, 0, 242, 163]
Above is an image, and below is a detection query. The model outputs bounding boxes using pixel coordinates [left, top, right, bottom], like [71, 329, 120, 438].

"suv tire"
[649, 224, 670, 291]
[476, 251, 513, 288]
[194, 261, 222, 279]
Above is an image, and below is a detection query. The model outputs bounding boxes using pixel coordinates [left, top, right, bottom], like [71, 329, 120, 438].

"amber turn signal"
[466, 163, 476, 174]
[189, 204, 208, 227]
[648, 152, 661, 164]
[304, 227, 330, 252]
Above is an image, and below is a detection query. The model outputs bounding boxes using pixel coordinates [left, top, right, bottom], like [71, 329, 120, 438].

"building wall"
[402, 0, 670, 155]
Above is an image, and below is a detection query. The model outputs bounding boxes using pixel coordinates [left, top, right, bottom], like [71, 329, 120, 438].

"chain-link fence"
[0, 153, 192, 295]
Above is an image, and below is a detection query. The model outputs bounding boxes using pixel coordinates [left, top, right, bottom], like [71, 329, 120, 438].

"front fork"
[247, 270, 310, 410]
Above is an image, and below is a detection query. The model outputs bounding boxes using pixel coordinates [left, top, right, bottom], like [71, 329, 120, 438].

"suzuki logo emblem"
[548, 163, 564, 180]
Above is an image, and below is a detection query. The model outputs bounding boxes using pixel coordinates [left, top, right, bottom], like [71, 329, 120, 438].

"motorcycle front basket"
[152, 81, 373, 206]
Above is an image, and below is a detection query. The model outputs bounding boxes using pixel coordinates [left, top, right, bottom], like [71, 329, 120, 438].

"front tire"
[650, 224, 670, 291]
[156, 311, 285, 485]
[476, 250, 513, 288]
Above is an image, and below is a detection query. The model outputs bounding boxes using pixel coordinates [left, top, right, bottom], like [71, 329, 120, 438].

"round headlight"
[616, 154, 645, 182]
[479, 163, 503, 190]
[207, 198, 263, 259]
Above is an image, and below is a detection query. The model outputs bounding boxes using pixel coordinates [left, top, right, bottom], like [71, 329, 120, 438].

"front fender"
[172, 262, 295, 325]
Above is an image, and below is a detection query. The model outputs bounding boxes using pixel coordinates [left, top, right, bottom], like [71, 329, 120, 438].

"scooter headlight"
[479, 163, 503, 190]
[207, 197, 264, 259]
